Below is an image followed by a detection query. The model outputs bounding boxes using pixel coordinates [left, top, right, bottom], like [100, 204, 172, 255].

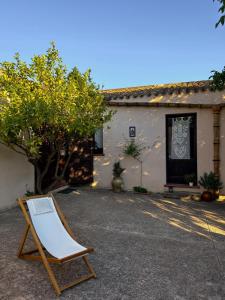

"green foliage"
[113, 161, 125, 178]
[210, 2, 225, 91]
[123, 139, 144, 159]
[199, 172, 223, 190]
[214, 0, 225, 27]
[25, 190, 35, 197]
[184, 173, 196, 184]
[210, 66, 225, 91]
[0, 43, 113, 193]
[133, 186, 148, 193]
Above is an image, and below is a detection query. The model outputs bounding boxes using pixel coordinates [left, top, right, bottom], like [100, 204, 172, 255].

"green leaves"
[0, 43, 113, 161]
[216, 15, 225, 27]
[199, 172, 223, 190]
[123, 139, 145, 160]
[214, 0, 225, 27]
[113, 161, 125, 178]
[209, 66, 225, 91]
[210, 2, 225, 90]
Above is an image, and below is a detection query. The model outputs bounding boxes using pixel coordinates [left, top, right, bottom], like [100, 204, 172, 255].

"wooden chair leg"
[17, 224, 30, 257]
[60, 256, 96, 293]
[83, 256, 97, 278]
[60, 273, 95, 292]
[37, 244, 62, 295]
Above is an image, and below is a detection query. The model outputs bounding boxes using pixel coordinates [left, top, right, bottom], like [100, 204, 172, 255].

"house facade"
[1, 79, 225, 210]
[94, 80, 225, 193]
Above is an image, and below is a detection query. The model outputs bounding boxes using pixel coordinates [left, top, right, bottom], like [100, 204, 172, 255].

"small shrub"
[184, 173, 196, 184]
[113, 161, 125, 178]
[123, 139, 144, 159]
[199, 172, 223, 190]
[133, 186, 148, 193]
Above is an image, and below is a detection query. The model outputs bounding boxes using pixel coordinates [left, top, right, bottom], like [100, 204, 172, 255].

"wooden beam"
[60, 273, 95, 292]
[20, 254, 60, 264]
[213, 106, 221, 178]
[107, 101, 214, 108]
[60, 248, 94, 263]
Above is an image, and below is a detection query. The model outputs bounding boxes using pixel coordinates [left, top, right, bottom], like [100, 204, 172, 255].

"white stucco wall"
[0, 144, 34, 210]
[94, 107, 214, 192]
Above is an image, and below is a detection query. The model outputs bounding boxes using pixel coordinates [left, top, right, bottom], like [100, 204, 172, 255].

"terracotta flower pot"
[201, 191, 213, 202]
[211, 190, 220, 201]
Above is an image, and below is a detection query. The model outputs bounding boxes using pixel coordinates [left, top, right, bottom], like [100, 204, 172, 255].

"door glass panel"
[170, 116, 192, 160]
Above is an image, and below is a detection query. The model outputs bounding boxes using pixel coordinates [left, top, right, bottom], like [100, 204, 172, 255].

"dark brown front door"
[166, 113, 197, 184]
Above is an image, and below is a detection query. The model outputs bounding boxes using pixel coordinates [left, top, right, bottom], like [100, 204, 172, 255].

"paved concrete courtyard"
[1, 189, 225, 299]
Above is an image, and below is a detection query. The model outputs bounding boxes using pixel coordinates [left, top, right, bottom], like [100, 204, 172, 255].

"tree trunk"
[34, 147, 73, 194]
[35, 165, 43, 194]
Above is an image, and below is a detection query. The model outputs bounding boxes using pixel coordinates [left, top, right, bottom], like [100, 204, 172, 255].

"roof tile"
[102, 80, 211, 100]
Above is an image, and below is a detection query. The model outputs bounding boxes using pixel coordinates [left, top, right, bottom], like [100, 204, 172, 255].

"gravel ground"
[1, 189, 225, 300]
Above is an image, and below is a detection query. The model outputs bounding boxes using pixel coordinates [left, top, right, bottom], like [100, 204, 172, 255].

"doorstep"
[164, 184, 200, 193]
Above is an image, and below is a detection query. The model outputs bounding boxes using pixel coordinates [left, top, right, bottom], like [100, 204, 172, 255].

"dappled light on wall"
[91, 181, 98, 188]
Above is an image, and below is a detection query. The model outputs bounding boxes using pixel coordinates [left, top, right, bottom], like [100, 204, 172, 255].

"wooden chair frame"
[17, 193, 96, 296]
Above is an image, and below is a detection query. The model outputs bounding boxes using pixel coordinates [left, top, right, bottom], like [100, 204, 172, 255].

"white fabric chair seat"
[27, 197, 86, 259]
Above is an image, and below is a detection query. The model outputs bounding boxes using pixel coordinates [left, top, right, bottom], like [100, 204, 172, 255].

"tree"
[210, 66, 225, 90]
[210, 1, 225, 90]
[214, 0, 225, 27]
[0, 43, 113, 194]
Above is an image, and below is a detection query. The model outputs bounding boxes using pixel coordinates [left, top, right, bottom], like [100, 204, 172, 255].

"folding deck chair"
[17, 193, 96, 296]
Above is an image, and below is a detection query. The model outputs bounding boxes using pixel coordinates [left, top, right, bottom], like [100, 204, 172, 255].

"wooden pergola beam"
[213, 106, 221, 178]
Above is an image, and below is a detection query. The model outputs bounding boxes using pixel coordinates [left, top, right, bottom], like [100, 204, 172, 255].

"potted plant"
[199, 172, 223, 201]
[123, 139, 143, 159]
[123, 139, 145, 186]
[184, 173, 196, 187]
[111, 161, 125, 192]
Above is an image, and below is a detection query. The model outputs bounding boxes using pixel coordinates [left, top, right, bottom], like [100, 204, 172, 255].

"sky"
[0, 0, 224, 89]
